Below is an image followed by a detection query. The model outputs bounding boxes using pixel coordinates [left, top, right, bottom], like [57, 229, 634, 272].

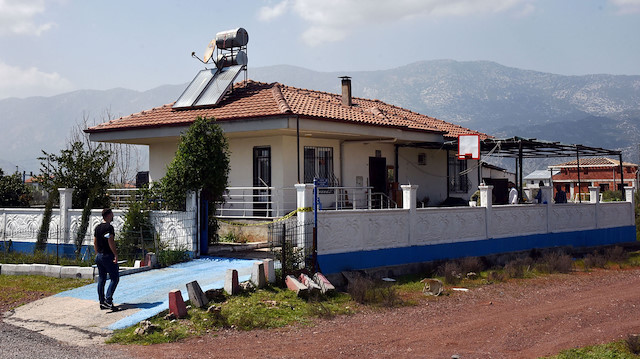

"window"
[418, 153, 426, 166]
[448, 156, 469, 193]
[599, 183, 609, 192]
[304, 146, 334, 184]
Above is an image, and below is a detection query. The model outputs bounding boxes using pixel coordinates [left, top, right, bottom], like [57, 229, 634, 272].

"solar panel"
[193, 65, 244, 107]
[173, 69, 217, 108]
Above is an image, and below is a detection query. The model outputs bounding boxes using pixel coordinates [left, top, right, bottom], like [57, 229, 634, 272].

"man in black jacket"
[93, 208, 119, 311]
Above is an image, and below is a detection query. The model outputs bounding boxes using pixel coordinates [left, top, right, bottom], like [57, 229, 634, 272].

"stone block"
[134, 260, 142, 268]
[263, 259, 276, 283]
[44, 265, 62, 278]
[313, 272, 335, 294]
[168, 289, 187, 319]
[60, 266, 94, 279]
[285, 275, 308, 298]
[224, 269, 239, 295]
[30, 264, 48, 276]
[145, 252, 158, 267]
[186, 280, 209, 309]
[299, 273, 321, 294]
[251, 262, 266, 289]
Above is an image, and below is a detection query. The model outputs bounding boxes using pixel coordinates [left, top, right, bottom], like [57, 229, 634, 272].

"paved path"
[3, 257, 257, 346]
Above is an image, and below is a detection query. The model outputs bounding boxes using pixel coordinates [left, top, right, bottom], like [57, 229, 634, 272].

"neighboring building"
[549, 157, 639, 201]
[86, 78, 492, 213]
[523, 169, 560, 188]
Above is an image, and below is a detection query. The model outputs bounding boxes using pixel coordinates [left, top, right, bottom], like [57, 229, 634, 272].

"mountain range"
[1, 60, 639, 176]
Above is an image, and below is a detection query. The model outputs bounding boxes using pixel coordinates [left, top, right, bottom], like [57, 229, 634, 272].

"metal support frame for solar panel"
[173, 69, 218, 108]
[193, 65, 245, 107]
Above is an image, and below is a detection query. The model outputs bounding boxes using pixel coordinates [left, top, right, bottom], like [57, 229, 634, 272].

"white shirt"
[509, 187, 518, 204]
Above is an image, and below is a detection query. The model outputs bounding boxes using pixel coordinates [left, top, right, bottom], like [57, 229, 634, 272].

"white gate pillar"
[401, 185, 418, 246]
[625, 186, 635, 226]
[295, 184, 314, 248]
[186, 190, 198, 255]
[479, 185, 492, 238]
[58, 188, 74, 244]
[589, 186, 600, 228]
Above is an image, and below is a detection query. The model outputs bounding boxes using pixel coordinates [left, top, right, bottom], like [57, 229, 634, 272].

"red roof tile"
[550, 157, 638, 167]
[86, 80, 489, 139]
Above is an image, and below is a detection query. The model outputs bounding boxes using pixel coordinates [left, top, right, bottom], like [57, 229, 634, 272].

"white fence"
[1, 188, 198, 255]
[314, 185, 635, 256]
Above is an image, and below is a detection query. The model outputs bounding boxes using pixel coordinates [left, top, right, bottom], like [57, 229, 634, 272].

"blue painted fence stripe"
[317, 226, 636, 274]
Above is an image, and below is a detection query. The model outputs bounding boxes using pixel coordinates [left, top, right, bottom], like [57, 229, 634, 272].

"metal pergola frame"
[480, 137, 624, 203]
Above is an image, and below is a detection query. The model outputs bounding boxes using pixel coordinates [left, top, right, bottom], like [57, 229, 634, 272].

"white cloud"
[610, 0, 640, 14]
[0, 0, 55, 36]
[258, 0, 533, 46]
[0, 61, 73, 99]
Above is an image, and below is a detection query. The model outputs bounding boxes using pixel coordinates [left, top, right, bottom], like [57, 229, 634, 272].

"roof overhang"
[479, 137, 622, 159]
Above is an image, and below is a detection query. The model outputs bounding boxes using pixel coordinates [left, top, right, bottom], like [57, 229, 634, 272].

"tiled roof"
[550, 157, 638, 168]
[86, 80, 488, 139]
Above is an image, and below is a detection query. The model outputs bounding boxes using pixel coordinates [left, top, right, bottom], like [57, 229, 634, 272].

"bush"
[583, 251, 607, 270]
[459, 256, 485, 275]
[346, 275, 401, 307]
[537, 251, 573, 274]
[487, 270, 507, 283]
[156, 249, 190, 267]
[504, 257, 533, 278]
[604, 246, 628, 263]
[602, 190, 623, 202]
[438, 261, 462, 285]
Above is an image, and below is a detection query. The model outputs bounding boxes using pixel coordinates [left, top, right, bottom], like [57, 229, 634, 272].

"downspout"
[518, 140, 523, 202]
[296, 115, 300, 183]
[340, 140, 344, 186]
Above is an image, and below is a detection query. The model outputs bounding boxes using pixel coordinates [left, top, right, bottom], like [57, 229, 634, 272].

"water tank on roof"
[216, 50, 248, 69]
[215, 28, 248, 49]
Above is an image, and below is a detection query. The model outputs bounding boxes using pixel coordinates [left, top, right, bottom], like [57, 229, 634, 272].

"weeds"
[536, 251, 573, 274]
[346, 275, 402, 307]
[504, 257, 533, 278]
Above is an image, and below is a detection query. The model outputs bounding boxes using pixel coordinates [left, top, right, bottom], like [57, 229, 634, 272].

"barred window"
[304, 147, 334, 184]
[448, 156, 469, 193]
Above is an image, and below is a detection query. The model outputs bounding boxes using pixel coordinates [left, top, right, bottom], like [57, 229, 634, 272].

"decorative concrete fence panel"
[413, 207, 486, 245]
[491, 206, 547, 238]
[598, 202, 633, 229]
[549, 204, 597, 232]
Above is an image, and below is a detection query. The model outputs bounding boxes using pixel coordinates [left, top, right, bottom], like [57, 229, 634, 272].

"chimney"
[340, 76, 352, 107]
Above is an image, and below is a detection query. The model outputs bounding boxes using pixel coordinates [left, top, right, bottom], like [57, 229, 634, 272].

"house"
[523, 169, 559, 188]
[86, 77, 491, 215]
[549, 157, 639, 201]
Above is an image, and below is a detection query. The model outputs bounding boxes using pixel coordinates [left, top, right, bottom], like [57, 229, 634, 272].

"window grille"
[304, 146, 334, 184]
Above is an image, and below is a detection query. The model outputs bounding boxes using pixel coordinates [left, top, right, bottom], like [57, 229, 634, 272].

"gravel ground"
[0, 321, 133, 359]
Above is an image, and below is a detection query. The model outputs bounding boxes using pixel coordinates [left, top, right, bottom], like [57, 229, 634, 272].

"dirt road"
[122, 268, 640, 359]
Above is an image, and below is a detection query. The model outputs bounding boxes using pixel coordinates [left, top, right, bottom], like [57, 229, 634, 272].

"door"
[253, 146, 271, 217]
[369, 157, 387, 194]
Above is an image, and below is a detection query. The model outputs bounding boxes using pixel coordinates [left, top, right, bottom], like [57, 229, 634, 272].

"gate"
[268, 218, 315, 283]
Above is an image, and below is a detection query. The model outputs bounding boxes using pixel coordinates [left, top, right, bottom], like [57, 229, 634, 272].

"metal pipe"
[296, 115, 300, 183]
[576, 146, 582, 203]
[518, 140, 523, 202]
[619, 153, 625, 197]
[394, 144, 399, 183]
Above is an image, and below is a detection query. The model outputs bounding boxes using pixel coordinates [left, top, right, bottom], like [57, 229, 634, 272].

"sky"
[0, 0, 639, 100]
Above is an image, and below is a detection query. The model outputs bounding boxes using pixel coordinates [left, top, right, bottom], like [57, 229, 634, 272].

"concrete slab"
[44, 265, 62, 278]
[263, 259, 276, 283]
[3, 256, 257, 346]
[224, 269, 239, 295]
[251, 262, 266, 289]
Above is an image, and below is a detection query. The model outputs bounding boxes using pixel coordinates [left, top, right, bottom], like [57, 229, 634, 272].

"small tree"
[0, 169, 32, 207]
[38, 141, 114, 257]
[161, 116, 229, 241]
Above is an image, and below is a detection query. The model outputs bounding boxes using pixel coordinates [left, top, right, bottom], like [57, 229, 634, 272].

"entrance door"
[369, 157, 387, 193]
[253, 146, 271, 217]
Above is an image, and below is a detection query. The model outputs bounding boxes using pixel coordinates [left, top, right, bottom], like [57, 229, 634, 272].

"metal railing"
[107, 188, 140, 209]
[216, 186, 287, 218]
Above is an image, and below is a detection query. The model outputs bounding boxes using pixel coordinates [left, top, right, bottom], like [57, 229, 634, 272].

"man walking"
[94, 208, 119, 311]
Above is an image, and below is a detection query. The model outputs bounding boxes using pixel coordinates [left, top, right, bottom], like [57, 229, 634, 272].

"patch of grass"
[346, 275, 403, 307]
[0, 251, 93, 266]
[547, 340, 640, 359]
[108, 286, 354, 345]
[0, 275, 92, 310]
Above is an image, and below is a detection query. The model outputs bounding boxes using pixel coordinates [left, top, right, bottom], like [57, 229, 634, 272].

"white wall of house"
[396, 147, 449, 205]
[149, 140, 179, 183]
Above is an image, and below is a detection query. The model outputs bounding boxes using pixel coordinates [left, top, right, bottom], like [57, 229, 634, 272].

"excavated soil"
[121, 268, 640, 358]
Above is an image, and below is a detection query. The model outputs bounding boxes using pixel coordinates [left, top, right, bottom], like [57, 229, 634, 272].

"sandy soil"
[119, 268, 640, 359]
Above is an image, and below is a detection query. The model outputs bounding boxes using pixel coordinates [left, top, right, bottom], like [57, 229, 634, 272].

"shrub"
[504, 257, 533, 278]
[625, 334, 640, 354]
[157, 249, 190, 267]
[459, 256, 485, 275]
[583, 251, 607, 270]
[438, 261, 462, 285]
[487, 270, 507, 283]
[346, 275, 401, 307]
[537, 251, 573, 274]
[604, 246, 628, 263]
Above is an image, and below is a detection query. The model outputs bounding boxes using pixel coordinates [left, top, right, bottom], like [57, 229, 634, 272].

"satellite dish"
[203, 39, 215, 63]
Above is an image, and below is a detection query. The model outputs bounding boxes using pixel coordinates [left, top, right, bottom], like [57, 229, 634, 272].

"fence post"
[625, 186, 635, 226]
[401, 184, 418, 246]
[281, 223, 286, 283]
[589, 186, 600, 229]
[58, 188, 74, 245]
[479, 185, 493, 239]
[295, 184, 313, 248]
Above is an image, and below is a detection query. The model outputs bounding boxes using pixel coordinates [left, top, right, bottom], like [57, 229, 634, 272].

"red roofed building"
[86, 78, 489, 214]
[549, 157, 639, 201]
